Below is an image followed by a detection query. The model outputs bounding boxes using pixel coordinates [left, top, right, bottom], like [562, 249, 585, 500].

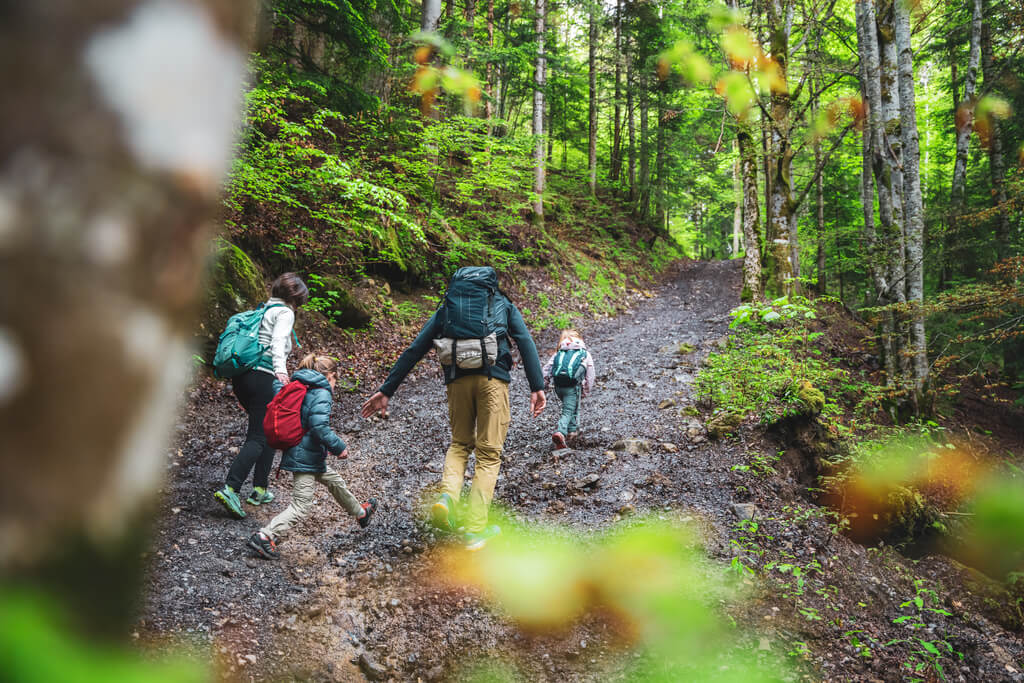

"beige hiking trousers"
[442, 375, 511, 533]
[261, 467, 361, 540]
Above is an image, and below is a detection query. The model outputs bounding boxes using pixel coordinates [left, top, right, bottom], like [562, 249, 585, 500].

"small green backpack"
[212, 303, 282, 379]
[552, 348, 587, 387]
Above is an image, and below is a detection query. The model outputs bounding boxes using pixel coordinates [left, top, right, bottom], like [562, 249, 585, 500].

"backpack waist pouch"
[433, 334, 498, 370]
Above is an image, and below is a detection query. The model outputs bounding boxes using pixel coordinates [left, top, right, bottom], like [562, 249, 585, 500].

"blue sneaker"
[214, 485, 245, 519]
[464, 525, 501, 552]
[246, 486, 275, 506]
[431, 493, 457, 532]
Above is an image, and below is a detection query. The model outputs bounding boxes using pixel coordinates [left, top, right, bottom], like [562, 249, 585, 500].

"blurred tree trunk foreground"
[0, 0, 258, 636]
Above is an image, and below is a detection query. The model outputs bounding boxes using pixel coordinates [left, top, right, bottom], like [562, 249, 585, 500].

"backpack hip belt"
[433, 334, 498, 374]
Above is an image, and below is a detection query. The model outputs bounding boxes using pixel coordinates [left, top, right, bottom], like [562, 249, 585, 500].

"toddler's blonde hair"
[298, 353, 337, 376]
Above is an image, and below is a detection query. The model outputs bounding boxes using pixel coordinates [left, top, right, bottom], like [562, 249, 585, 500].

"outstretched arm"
[361, 311, 440, 418]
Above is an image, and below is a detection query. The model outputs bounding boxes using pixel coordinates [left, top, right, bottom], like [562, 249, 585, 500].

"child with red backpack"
[247, 353, 377, 560]
[543, 328, 596, 449]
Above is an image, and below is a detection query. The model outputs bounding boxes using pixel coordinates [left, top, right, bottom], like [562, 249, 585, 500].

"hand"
[361, 391, 390, 419]
[276, 373, 289, 385]
[338, 448, 349, 459]
[530, 390, 546, 417]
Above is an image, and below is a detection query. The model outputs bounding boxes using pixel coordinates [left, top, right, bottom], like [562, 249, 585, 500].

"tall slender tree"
[533, 0, 546, 221]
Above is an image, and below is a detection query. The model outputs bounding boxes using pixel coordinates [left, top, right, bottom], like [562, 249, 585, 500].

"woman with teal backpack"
[214, 273, 308, 519]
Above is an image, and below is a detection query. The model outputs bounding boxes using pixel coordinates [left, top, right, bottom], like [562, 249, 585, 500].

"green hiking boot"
[431, 493, 457, 532]
[464, 525, 501, 552]
[214, 485, 245, 519]
[246, 486, 275, 506]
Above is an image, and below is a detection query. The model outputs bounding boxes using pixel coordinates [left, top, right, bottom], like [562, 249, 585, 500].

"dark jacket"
[378, 294, 545, 397]
[280, 369, 346, 474]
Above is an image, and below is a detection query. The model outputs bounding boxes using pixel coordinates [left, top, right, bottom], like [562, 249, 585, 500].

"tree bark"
[813, 80, 826, 294]
[0, 0, 254, 631]
[627, 53, 637, 202]
[533, 0, 546, 221]
[424, 0, 443, 32]
[656, 87, 667, 229]
[980, 2, 1010, 247]
[895, 0, 928, 401]
[951, 0, 983, 210]
[588, 0, 598, 194]
[739, 127, 763, 301]
[766, 0, 795, 296]
[611, 0, 623, 183]
[485, 0, 495, 122]
[733, 142, 742, 258]
[857, 0, 897, 383]
[639, 71, 650, 221]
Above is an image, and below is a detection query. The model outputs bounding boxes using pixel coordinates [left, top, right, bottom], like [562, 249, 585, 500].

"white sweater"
[255, 297, 296, 377]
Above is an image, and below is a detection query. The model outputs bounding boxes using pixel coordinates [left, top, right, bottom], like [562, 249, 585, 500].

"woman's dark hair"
[270, 272, 309, 308]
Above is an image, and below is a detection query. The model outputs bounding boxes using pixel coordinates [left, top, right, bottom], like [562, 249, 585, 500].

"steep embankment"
[139, 260, 1023, 682]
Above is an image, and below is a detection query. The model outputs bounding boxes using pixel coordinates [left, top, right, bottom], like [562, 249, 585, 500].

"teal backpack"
[552, 348, 587, 387]
[212, 303, 282, 379]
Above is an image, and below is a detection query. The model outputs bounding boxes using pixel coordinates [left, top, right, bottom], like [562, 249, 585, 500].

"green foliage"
[697, 300, 851, 425]
[0, 589, 206, 683]
[448, 514, 790, 681]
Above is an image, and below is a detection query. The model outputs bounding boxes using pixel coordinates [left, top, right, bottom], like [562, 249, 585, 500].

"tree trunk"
[733, 142, 742, 258]
[813, 84, 826, 294]
[485, 0, 495, 122]
[533, 0, 546, 221]
[627, 54, 637, 202]
[0, 0, 254, 632]
[425, 0, 443, 31]
[895, 0, 929, 402]
[766, 0, 795, 297]
[877, 0, 909, 384]
[951, 0, 983, 210]
[639, 73, 650, 221]
[857, 0, 897, 383]
[980, 3, 1010, 247]
[588, 1, 598, 194]
[656, 87, 667, 229]
[739, 127, 763, 301]
[611, 0, 623, 184]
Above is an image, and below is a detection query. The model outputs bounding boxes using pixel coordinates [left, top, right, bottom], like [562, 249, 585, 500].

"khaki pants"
[261, 467, 361, 540]
[442, 375, 511, 533]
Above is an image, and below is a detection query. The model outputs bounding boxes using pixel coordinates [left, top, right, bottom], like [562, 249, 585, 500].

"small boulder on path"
[730, 503, 758, 521]
[611, 439, 650, 455]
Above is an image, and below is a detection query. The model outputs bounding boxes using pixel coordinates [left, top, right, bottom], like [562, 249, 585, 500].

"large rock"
[706, 412, 743, 438]
[197, 238, 266, 354]
[308, 275, 385, 329]
[790, 379, 825, 416]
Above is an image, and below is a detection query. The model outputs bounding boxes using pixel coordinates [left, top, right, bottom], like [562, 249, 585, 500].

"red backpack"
[263, 380, 308, 450]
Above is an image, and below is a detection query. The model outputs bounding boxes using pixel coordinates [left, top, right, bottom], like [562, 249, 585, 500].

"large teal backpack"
[552, 348, 587, 387]
[212, 303, 282, 379]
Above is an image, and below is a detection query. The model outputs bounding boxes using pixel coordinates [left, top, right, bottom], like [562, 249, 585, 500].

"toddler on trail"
[543, 329, 595, 449]
[247, 354, 377, 560]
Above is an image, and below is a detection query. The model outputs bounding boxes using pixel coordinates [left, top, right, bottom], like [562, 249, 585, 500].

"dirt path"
[138, 259, 1024, 682]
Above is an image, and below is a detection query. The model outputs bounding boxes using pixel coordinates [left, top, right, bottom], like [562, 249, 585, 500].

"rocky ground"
[138, 259, 1024, 682]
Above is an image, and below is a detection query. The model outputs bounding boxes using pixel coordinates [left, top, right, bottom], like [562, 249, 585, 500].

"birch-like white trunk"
[532, 0, 546, 220]
[739, 128, 763, 301]
[422, 0, 442, 32]
[588, 1, 597, 194]
[951, 0, 982, 210]
[895, 0, 929, 399]
[856, 0, 897, 383]
[0, 0, 254, 624]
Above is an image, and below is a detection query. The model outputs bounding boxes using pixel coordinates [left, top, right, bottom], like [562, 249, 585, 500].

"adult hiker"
[214, 272, 308, 519]
[360, 266, 546, 551]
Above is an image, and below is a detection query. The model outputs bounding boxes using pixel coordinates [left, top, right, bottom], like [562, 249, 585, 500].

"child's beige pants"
[261, 467, 360, 540]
